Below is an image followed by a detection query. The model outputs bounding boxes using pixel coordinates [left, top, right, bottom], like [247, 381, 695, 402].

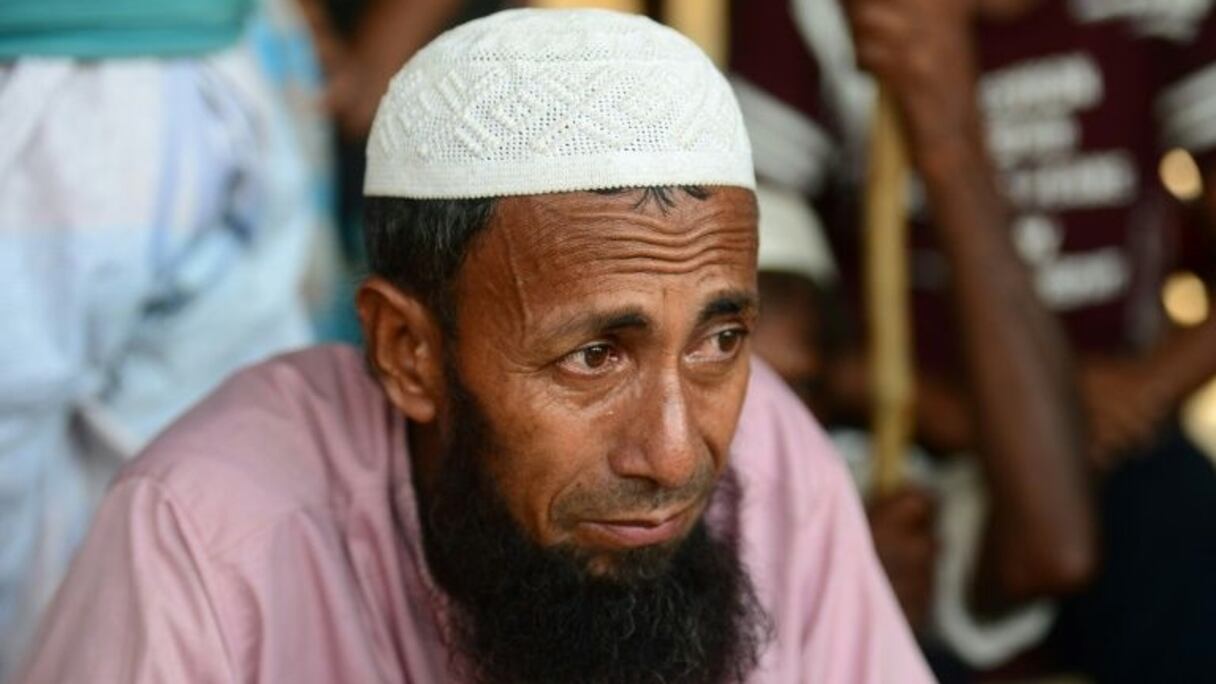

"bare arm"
[922, 130, 1095, 608]
[845, 0, 1095, 608]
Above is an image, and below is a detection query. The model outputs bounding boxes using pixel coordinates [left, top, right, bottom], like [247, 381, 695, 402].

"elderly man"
[16, 10, 933, 683]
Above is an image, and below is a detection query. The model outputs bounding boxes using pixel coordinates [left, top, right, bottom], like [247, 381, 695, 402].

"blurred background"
[2, 1, 1213, 682]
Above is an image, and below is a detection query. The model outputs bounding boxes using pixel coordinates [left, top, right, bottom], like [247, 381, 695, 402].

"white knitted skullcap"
[364, 8, 754, 199]
[756, 183, 837, 286]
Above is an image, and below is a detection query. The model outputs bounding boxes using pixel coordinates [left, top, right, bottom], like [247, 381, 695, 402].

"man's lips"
[575, 505, 697, 549]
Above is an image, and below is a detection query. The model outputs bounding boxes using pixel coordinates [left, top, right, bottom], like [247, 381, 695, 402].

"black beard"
[413, 370, 771, 684]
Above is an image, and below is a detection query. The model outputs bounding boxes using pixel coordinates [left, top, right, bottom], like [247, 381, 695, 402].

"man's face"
[753, 271, 824, 411]
[446, 187, 758, 574]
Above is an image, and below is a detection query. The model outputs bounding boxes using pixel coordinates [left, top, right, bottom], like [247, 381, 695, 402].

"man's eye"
[559, 343, 619, 375]
[716, 329, 744, 354]
[581, 344, 612, 369]
[689, 328, 748, 363]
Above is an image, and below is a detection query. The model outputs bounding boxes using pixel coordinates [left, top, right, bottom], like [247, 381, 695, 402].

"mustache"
[552, 457, 718, 523]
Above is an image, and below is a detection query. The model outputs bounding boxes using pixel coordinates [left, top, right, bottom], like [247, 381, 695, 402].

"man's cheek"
[488, 437, 588, 543]
[697, 371, 751, 463]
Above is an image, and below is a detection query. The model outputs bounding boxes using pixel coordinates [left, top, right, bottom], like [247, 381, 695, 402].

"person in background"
[300, 0, 465, 141]
[751, 182, 1044, 682]
[750, 183, 841, 415]
[298, 0, 472, 343]
[0, 0, 328, 675]
[732, 0, 1216, 680]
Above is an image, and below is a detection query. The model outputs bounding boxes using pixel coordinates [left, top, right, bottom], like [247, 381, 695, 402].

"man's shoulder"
[729, 359, 854, 524]
[723, 361, 937, 683]
[116, 344, 403, 556]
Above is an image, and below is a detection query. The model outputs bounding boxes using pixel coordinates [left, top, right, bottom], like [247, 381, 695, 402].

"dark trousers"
[1051, 425, 1216, 683]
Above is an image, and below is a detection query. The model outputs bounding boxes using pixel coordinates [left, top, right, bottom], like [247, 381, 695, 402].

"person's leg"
[0, 58, 168, 678]
[0, 43, 320, 675]
[1054, 424, 1216, 683]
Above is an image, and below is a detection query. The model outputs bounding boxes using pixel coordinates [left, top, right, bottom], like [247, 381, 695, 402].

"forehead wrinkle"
[500, 223, 538, 332]
[528, 217, 756, 274]
[524, 192, 755, 254]
[521, 229, 757, 300]
[458, 216, 541, 361]
[520, 259, 755, 344]
[594, 227, 756, 261]
[530, 254, 749, 307]
[479, 190, 757, 345]
[541, 227, 757, 284]
[589, 220, 753, 251]
[583, 248, 754, 280]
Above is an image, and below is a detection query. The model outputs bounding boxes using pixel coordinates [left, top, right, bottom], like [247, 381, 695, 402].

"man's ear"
[356, 277, 445, 424]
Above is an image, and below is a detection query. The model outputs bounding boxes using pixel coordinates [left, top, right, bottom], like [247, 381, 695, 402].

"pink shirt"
[17, 345, 931, 683]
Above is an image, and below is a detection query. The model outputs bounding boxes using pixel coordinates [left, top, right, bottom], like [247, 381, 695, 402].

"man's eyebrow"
[546, 292, 754, 343]
[550, 307, 651, 341]
[697, 290, 758, 326]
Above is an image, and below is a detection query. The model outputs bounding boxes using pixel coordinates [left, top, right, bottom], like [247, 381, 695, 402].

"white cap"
[755, 183, 837, 286]
[364, 8, 755, 199]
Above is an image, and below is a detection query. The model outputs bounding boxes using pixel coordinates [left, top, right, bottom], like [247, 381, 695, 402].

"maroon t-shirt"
[732, 0, 1216, 373]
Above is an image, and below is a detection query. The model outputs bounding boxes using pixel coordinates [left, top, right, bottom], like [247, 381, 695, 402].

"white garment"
[831, 430, 1057, 668]
[0, 43, 316, 677]
[755, 182, 838, 286]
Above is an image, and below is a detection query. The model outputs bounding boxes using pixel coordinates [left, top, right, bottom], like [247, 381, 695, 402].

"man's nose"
[608, 373, 702, 491]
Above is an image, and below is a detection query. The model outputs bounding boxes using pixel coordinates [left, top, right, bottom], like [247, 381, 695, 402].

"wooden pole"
[529, 0, 645, 14]
[865, 87, 914, 495]
[528, 1, 728, 66]
[663, 0, 729, 66]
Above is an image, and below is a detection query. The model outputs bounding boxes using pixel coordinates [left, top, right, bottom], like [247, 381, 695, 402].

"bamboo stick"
[529, 0, 644, 14]
[663, 0, 729, 66]
[865, 87, 914, 495]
